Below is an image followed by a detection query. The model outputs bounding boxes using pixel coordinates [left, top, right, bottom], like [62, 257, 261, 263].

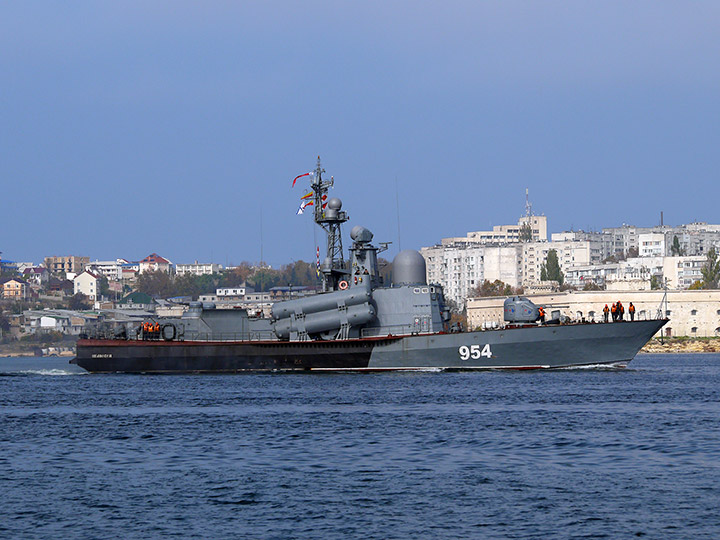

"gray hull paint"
[367, 319, 667, 369]
[75, 320, 667, 373]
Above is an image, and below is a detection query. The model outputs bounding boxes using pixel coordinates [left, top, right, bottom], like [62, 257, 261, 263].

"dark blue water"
[1, 355, 719, 540]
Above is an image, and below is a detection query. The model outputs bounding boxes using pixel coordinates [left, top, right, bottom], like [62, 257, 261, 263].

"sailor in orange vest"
[617, 301, 624, 321]
[538, 306, 545, 324]
[154, 322, 160, 337]
[611, 303, 617, 321]
[603, 304, 609, 323]
[629, 302, 635, 321]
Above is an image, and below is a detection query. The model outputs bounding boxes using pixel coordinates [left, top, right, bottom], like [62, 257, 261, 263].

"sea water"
[1, 354, 719, 539]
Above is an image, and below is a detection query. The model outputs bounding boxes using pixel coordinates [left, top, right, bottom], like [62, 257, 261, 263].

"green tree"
[249, 267, 282, 292]
[98, 276, 111, 299]
[519, 222, 533, 242]
[0, 312, 10, 334]
[136, 270, 175, 298]
[472, 279, 518, 297]
[582, 281, 604, 291]
[220, 262, 254, 287]
[650, 275, 662, 290]
[68, 293, 90, 310]
[671, 236, 684, 256]
[700, 247, 720, 289]
[539, 249, 564, 285]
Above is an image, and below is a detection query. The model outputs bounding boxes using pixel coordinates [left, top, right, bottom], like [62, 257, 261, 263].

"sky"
[2, 2, 719, 268]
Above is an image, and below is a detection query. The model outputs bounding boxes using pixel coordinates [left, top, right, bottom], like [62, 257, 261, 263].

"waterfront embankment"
[641, 337, 720, 354]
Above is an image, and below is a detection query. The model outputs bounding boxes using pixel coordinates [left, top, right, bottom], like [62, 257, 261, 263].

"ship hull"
[72, 319, 667, 373]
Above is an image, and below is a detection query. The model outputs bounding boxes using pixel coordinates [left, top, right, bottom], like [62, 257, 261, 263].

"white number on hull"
[458, 344, 492, 360]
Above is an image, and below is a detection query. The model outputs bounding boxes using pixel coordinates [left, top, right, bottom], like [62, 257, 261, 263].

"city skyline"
[3, 2, 719, 266]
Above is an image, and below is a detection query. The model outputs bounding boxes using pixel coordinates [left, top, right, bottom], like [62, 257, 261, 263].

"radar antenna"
[310, 157, 349, 291]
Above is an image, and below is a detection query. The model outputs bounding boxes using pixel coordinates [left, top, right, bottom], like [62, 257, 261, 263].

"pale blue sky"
[2, 2, 719, 267]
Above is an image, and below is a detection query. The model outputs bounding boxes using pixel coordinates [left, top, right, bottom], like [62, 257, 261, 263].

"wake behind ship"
[73, 159, 668, 373]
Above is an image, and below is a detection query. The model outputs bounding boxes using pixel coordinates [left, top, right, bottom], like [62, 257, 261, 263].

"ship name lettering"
[458, 344, 491, 360]
[91, 353, 113, 358]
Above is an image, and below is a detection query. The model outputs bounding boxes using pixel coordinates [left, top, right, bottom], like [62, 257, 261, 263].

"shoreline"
[640, 338, 720, 354]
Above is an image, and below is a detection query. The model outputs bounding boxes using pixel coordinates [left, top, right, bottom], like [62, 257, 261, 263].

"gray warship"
[73, 159, 668, 373]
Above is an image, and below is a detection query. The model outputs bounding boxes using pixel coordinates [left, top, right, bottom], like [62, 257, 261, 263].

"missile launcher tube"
[273, 303, 375, 340]
[271, 283, 371, 320]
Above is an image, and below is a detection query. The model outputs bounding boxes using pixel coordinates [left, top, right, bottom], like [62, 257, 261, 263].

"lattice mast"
[310, 157, 349, 291]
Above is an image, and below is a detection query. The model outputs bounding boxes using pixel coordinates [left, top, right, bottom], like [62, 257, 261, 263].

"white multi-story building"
[522, 240, 600, 286]
[639, 233, 666, 257]
[443, 215, 548, 246]
[564, 255, 705, 290]
[421, 244, 524, 308]
[216, 286, 254, 298]
[85, 259, 130, 281]
[176, 261, 223, 276]
[421, 244, 486, 308]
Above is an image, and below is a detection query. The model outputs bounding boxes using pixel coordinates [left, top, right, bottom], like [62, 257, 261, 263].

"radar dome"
[327, 197, 342, 210]
[350, 226, 373, 243]
[392, 250, 427, 286]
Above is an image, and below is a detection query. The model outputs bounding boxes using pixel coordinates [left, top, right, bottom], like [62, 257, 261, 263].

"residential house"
[2, 278, 29, 299]
[22, 267, 50, 286]
[176, 261, 222, 276]
[139, 253, 173, 274]
[117, 291, 156, 311]
[74, 271, 101, 301]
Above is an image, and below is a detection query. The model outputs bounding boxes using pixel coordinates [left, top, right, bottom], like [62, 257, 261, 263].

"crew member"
[603, 304, 609, 323]
[629, 302, 635, 321]
[538, 306, 545, 324]
[618, 301, 624, 321]
[154, 322, 160, 337]
[611, 303, 617, 322]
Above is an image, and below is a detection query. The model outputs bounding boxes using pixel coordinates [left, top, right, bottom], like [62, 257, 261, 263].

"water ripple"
[1, 354, 719, 539]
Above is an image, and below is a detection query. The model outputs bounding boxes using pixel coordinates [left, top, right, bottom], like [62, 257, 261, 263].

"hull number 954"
[458, 344, 492, 360]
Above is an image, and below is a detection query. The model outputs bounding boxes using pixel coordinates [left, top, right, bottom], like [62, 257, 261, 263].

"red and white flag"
[292, 172, 313, 187]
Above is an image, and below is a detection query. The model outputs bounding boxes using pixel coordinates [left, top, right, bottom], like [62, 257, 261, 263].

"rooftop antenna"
[525, 188, 533, 218]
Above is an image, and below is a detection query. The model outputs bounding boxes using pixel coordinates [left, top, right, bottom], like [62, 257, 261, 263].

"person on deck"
[629, 302, 636, 321]
[603, 304, 610, 323]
